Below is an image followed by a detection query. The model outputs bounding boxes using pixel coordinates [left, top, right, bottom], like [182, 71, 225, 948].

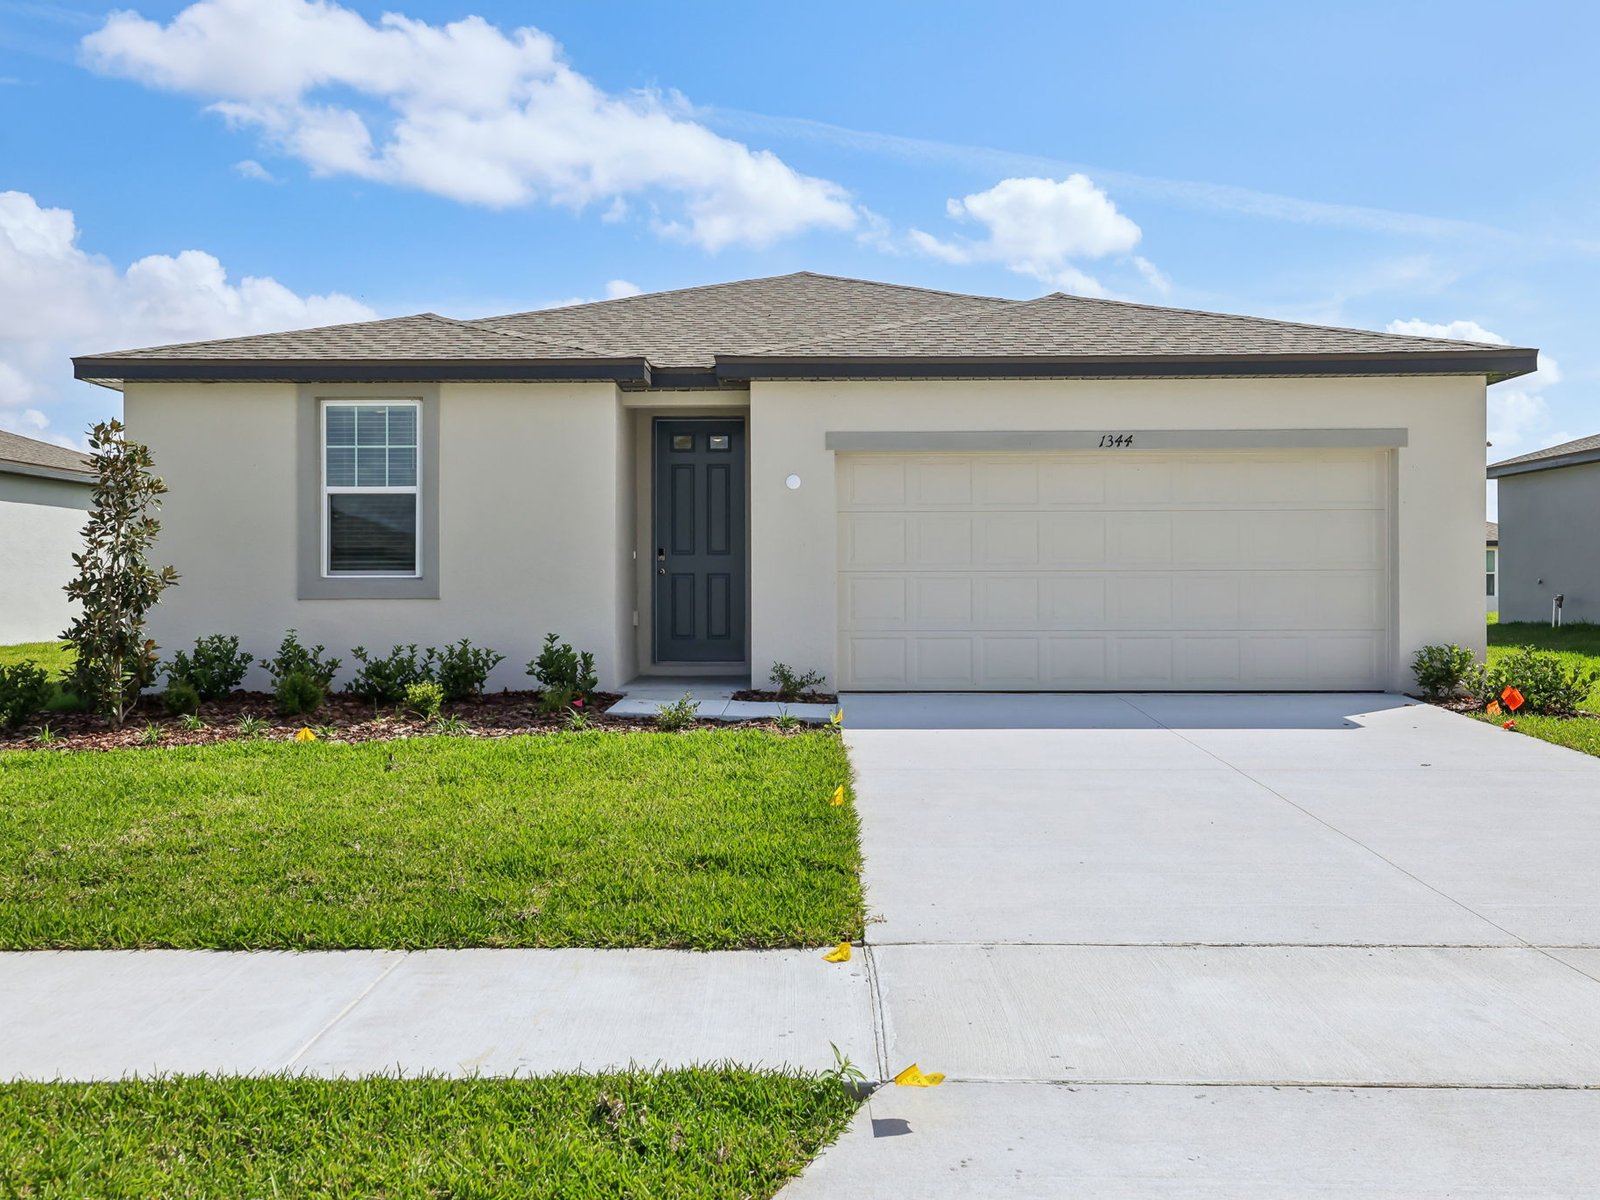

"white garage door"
[836, 449, 1391, 691]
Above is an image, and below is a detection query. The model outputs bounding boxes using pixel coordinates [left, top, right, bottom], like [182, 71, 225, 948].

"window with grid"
[1486, 548, 1497, 597]
[323, 402, 420, 576]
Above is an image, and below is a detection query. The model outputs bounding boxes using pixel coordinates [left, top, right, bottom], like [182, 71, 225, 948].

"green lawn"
[1487, 621, 1600, 709]
[0, 1070, 860, 1199]
[0, 641, 72, 678]
[0, 731, 864, 950]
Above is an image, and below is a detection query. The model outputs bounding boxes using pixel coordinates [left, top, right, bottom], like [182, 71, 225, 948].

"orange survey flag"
[1501, 686, 1525, 711]
[1486, 701, 1502, 716]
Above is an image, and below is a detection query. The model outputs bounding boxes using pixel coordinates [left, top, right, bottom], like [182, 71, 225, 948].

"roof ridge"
[473, 271, 1012, 325]
[1025, 292, 1529, 352]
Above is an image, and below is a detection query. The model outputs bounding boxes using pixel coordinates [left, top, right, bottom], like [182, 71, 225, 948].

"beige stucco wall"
[749, 375, 1489, 692]
[123, 380, 630, 691]
[0, 472, 93, 644]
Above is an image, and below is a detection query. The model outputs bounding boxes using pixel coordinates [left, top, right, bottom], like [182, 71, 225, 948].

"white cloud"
[233, 158, 278, 182]
[82, 0, 857, 251]
[1388, 317, 1563, 465]
[910, 175, 1145, 296]
[604, 279, 641, 299]
[0, 189, 373, 439]
[1385, 317, 1508, 345]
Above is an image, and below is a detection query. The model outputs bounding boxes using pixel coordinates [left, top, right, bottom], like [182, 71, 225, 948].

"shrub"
[1475, 645, 1599, 716]
[0, 661, 51, 729]
[349, 643, 435, 705]
[1410, 644, 1476, 700]
[527, 633, 598, 714]
[164, 634, 253, 701]
[431, 638, 505, 702]
[62, 419, 179, 725]
[655, 694, 700, 732]
[405, 680, 445, 721]
[160, 680, 201, 717]
[274, 670, 325, 716]
[769, 662, 827, 702]
[265, 630, 340, 693]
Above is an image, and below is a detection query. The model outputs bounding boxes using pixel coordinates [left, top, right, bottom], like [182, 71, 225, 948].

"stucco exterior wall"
[1497, 464, 1600, 624]
[749, 375, 1488, 692]
[123, 380, 629, 690]
[0, 472, 93, 644]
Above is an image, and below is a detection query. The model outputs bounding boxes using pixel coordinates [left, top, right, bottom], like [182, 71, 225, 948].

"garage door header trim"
[824, 428, 1409, 453]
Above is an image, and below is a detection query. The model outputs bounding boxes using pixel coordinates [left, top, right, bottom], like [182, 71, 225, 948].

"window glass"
[324, 401, 420, 576]
[1485, 550, 1496, 572]
[329, 494, 417, 574]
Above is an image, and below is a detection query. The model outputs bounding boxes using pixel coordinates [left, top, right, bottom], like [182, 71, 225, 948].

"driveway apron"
[786, 692, 1600, 1196]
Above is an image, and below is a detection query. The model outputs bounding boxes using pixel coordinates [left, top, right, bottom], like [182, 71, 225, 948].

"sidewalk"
[0, 948, 875, 1080]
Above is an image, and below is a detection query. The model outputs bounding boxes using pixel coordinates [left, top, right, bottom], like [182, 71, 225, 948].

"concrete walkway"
[788, 692, 1600, 1195]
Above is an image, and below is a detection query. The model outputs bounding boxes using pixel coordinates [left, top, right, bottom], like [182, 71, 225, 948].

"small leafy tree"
[62, 420, 179, 726]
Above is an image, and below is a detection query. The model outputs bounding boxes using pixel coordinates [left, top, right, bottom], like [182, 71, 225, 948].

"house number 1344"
[1097, 433, 1135, 448]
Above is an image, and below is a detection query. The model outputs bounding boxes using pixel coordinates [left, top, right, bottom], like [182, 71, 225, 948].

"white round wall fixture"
[785, 474, 802, 490]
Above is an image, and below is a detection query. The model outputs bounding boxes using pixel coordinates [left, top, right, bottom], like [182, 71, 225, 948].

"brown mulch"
[0, 690, 795, 754]
[730, 689, 839, 705]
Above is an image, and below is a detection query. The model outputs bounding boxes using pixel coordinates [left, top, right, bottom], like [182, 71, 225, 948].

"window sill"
[299, 576, 439, 600]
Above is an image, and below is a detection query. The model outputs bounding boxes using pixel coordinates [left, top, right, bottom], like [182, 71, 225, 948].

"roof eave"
[0, 459, 95, 484]
[71, 357, 653, 386]
[715, 348, 1538, 383]
[1488, 448, 1600, 479]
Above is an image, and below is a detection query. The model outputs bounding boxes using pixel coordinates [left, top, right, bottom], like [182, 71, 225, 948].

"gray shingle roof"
[0, 429, 93, 480]
[88, 313, 592, 361]
[74, 272, 1537, 385]
[733, 291, 1521, 359]
[1487, 521, 1499, 543]
[1489, 432, 1600, 476]
[474, 273, 1010, 369]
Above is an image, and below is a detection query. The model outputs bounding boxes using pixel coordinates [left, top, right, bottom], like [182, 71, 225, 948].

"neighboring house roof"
[74, 271, 1538, 388]
[1488, 432, 1600, 479]
[1487, 521, 1499, 545]
[0, 429, 94, 484]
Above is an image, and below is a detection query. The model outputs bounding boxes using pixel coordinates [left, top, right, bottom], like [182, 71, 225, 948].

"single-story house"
[1485, 521, 1499, 614]
[0, 429, 94, 645]
[1488, 433, 1600, 623]
[73, 273, 1535, 693]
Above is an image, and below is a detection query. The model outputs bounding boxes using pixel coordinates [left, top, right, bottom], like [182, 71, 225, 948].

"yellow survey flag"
[831, 784, 846, 806]
[893, 1063, 945, 1087]
[294, 727, 317, 742]
[822, 942, 852, 963]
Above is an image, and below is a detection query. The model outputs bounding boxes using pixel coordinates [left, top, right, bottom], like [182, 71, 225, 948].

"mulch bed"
[730, 689, 839, 705]
[0, 690, 797, 753]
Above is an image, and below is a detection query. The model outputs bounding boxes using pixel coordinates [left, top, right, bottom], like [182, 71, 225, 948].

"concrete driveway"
[787, 693, 1600, 1197]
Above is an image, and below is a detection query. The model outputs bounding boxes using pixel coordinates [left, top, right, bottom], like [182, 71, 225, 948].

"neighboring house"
[0, 430, 94, 645]
[1488, 433, 1600, 623]
[1486, 521, 1500, 614]
[72, 273, 1535, 693]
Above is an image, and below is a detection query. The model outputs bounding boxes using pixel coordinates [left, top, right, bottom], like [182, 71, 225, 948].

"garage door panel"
[836, 450, 1390, 690]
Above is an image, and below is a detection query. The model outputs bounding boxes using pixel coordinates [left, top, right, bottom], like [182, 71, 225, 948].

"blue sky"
[1, 0, 1595, 514]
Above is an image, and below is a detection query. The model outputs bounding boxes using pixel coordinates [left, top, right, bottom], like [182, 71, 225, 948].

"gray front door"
[653, 418, 746, 662]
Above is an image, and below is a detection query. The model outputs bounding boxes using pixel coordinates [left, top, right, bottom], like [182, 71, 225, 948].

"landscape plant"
[405, 680, 445, 721]
[1465, 645, 1599, 715]
[160, 679, 201, 717]
[0, 661, 51, 729]
[1410, 643, 1476, 699]
[265, 631, 340, 716]
[349, 644, 435, 705]
[431, 638, 505, 702]
[655, 694, 700, 732]
[769, 662, 826, 702]
[61, 420, 178, 725]
[528, 633, 598, 713]
[164, 634, 254, 701]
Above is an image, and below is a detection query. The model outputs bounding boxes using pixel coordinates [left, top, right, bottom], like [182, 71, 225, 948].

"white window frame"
[321, 398, 423, 579]
[1486, 547, 1498, 598]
